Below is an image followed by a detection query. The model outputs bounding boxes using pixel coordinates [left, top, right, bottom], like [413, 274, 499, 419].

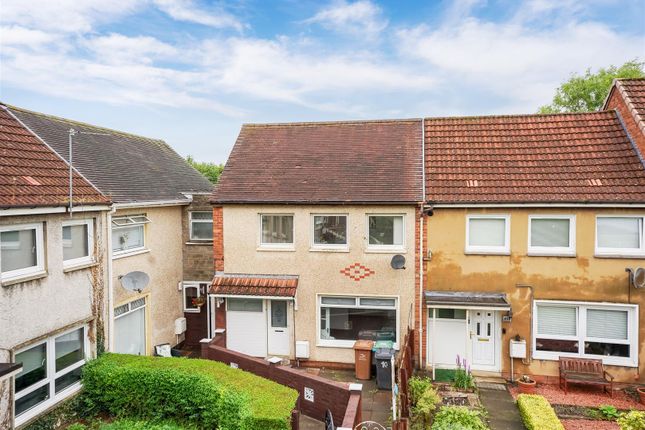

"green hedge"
[516, 394, 564, 430]
[82, 353, 298, 430]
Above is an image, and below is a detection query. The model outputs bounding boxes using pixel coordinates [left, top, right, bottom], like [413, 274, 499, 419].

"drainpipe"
[516, 284, 533, 368]
[419, 117, 426, 369]
[107, 206, 116, 352]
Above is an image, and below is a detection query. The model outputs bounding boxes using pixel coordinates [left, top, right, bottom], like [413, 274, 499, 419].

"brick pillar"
[213, 206, 224, 271]
[414, 207, 428, 367]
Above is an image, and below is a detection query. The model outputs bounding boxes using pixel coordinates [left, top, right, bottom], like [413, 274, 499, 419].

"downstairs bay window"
[533, 301, 637, 367]
[318, 295, 398, 348]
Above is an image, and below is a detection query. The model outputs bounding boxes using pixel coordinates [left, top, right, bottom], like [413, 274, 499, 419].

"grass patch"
[433, 369, 456, 383]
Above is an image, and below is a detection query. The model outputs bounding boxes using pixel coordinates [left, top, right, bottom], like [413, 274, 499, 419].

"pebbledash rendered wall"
[218, 204, 417, 365]
[423, 207, 645, 383]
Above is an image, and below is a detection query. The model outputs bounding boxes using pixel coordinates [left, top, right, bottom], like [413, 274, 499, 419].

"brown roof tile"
[613, 79, 645, 133]
[210, 274, 298, 297]
[0, 106, 110, 208]
[424, 111, 645, 204]
[211, 120, 423, 204]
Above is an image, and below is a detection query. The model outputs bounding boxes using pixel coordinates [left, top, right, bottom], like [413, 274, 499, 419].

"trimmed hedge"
[516, 394, 564, 430]
[82, 353, 298, 430]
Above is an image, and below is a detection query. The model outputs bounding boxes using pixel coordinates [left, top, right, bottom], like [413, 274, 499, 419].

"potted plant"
[517, 375, 537, 394]
[191, 296, 206, 308]
[637, 386, 645, 405]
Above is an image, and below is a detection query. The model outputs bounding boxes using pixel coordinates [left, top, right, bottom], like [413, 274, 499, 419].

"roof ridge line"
[242, 118, 422, 127]
[423, 110, 616, 122]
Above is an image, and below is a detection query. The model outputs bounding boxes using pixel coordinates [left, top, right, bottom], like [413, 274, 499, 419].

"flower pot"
[637, 387, 645, 405]
[518, 379, 537, 395]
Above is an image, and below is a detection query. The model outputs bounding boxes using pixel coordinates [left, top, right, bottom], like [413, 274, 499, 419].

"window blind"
[587, 309, 628, 340]
[537, 305, 576, 336]
[597, 217, 641, 249]
[469, 218, 506, 247]
[531, 218, 569, 247]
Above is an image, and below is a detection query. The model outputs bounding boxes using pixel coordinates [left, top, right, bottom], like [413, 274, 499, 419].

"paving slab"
[479, 386, 526, 430]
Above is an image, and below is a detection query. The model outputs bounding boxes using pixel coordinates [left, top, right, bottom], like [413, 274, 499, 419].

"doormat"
[433, 369, 456, 382]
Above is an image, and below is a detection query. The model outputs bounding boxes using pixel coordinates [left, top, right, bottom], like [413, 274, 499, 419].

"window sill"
[533, 352, 637, 368]
[527, 251, 576, 258]
[464, 250, 510, 256]
[257, 246, 296, 252]
[186, 241, 213, 246]
[365, 248, 407, 254]
[309, 247, 350, 253]
[317, 341, 400, 350]
[113, 248, 150, 260]
[1, 270, 47, 287]
[63, 260, 97, 273]
[594, 253, 645, 259]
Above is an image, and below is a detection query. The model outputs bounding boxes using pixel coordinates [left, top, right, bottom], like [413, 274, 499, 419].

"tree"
[538, 60, 644, 114]
[186, 155, 224, 184]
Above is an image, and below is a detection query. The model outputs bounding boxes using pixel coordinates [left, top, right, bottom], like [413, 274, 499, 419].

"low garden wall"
[202, 340, 362, 429]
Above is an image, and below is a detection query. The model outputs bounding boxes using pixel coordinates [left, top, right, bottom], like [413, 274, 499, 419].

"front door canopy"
[425, 291, 510, 311]
[210, 273, 298, 299]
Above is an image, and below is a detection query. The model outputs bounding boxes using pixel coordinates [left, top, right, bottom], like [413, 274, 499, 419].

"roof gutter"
[113, 199, 192, 209]
[0, 205, 111, 217]
[429, 203, 645, 208]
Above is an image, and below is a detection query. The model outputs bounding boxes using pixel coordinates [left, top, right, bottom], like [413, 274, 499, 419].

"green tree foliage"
[186, 155, 224, 184]
[539, 60, 644, 114]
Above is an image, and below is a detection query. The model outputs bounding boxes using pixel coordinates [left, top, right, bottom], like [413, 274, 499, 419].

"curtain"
[597, 217, 640, 249]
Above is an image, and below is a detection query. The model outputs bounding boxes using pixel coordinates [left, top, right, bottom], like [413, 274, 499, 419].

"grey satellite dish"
[634, 268, 645, 289]
[119, 271, 150, 293]
[391, 254, 406, 270]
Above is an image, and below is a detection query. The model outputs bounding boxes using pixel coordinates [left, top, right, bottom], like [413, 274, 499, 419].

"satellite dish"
[119, 271, 150, 293]
[390, 254, 406, 270]
[634, 268, 645, 289]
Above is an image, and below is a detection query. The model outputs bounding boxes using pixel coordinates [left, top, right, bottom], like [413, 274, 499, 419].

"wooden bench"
[559, 357, 614, 397]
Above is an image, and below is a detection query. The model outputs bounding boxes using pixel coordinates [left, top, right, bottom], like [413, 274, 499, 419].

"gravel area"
[561, 419, 619, 430]
[509, 384, 645, 411]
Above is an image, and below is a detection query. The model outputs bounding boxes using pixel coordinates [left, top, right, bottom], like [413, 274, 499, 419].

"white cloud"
[83, 33, 178, 65]
[152, 0, 244, 31]
[304, 0, 387, 37]
[0, 25, 58, 47]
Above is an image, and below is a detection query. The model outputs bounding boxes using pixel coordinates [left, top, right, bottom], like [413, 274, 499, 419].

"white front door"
[226, 298, 267, 357]
[268, 300, 290, 356]
[470, 310, 496, 367]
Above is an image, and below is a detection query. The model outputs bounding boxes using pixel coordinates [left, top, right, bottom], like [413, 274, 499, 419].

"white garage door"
[114, 298, 146, 355]
[227, 298, 266, 357]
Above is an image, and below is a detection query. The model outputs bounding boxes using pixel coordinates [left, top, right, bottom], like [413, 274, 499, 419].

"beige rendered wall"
[112, 205, 184, 354]
[425, 207, 645, 383]
[222, 205, 417, 364]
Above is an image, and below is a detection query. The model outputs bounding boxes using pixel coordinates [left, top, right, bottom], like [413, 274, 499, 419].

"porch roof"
[210, 273, 298, 298]
[425, 291, 510, 309]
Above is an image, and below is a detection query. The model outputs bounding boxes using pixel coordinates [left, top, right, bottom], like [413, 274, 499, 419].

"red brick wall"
[606, 87, 645, 162]
[414, 207, 428, 367]
[213, 206, 224, 271]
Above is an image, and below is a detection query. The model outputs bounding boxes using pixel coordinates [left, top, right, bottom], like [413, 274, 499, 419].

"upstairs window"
[312, 215, 348, 249]
[260, 214, 294, 249]
[0, 223, 45, 282]
[189, 211, 213, 241]
[62, 219, 94, 268]
[528, 215, 575, 256]
[596, 216, 644, 257]
[465, 215, 510, 255]
[112, 215, 149, 255]
[367, 215, 404, 250]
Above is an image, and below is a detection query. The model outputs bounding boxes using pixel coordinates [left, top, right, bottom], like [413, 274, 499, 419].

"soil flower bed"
[509, 383, 645, 411]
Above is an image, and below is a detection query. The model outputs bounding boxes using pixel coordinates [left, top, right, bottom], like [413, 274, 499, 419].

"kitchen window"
[260, 214, 294, 249]
[312, 215, 348, 250]
[533, 301, 637, 367]
[367, 215, 404, 251]
[318, 295, 398, 348]
[14, 326, 88, 426]
[465, 215, 510, 255]
[62, 219, 94, 268]
[183, 282, 207, 313]
[0, 223, 45, 282]
[189, 211, 213, 241]
[112, 215, 149, 255]
[596, 216, 645, 257]
[528, 215, 575, 256]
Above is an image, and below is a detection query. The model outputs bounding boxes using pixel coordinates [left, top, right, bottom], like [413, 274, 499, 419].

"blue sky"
[1, 1, 644, 163]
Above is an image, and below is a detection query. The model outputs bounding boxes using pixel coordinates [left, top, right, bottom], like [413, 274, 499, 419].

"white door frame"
[267, 299, 292, 356]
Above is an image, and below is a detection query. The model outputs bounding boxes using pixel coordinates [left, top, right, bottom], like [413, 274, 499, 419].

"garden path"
[478, 383, 526, 430]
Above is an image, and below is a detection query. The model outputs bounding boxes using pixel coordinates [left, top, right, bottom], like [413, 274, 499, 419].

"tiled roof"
[8, 106, 213, 204]
[210, 274, 298, 297]
[424, 111, 645, 204]
[211, 120, 423, 204]
[610, 78, 645, 137]
[0, 106, 110, 208]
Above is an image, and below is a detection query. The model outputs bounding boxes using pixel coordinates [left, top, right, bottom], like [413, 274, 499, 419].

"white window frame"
[111, 215, 149, 257]
[189, 211, 213, 242]
[465, 214, 510, 255]
[365, 214, 406, 252]
[182, 282, 205, 313]
[595, 215, 645, 258]
[14, 325, 89, 427]
[258, 213, 295, 251]
[62, 219, 94, 268]
[0, 223, 45, 282]
[316, 294, 399, 349]
[527, 215, 576, 257]
[311, 214, 349, 251]
[532, 300, 638, 367]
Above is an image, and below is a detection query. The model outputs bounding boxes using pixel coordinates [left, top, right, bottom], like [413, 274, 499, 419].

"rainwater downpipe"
[419, 118, 426, 369]
[516, 284, 533, 369]
[107, 206, 116, 352]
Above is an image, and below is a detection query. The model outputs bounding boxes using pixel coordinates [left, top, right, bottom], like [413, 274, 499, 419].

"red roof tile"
[210, 274, 298, 297]
[211, 120, 423, 204]
[424, 111, 645, 204]
[612, 79, 645, 134]
[0, 106, 110, 208]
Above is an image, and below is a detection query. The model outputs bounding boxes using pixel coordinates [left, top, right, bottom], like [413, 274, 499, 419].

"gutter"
[113, 198, 192, 209]
[429, 203, 645, 208]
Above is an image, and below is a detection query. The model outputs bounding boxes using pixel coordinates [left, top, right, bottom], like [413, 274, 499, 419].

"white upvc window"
[62, 219, 94, 268]
[183, 282, 208, 313]
[311, 214, 349, 251]
[533, 300, 638, 367]
[14, 326, 89, 426]
[259, 214, 294, 250]
[528, 215, 575, 257]
[0, 223, 45, 282]
[595, 216, 645, 257]
[112, 214, 150, 256]
[318, 295, 399, 348]
[189, 211, 213, 241]
[465, 215, 510, 255]
[366, 214, 405, 252]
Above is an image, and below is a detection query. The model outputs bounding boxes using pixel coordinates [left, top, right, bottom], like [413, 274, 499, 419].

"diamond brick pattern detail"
[340, 263, 375, 282]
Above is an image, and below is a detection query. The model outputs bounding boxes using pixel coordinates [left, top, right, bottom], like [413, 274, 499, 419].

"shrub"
[430, 406, 487, 430]
[598, 405, 620, 420]
[453, 355, 475, 390]
[99, 419, 193, 430]
[409, 376, 433, 406]
[412, 385, 441, 424]
[82, 354, 298, 430]
[516, 394, 564, 430]
[617, 411, 645, 430]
